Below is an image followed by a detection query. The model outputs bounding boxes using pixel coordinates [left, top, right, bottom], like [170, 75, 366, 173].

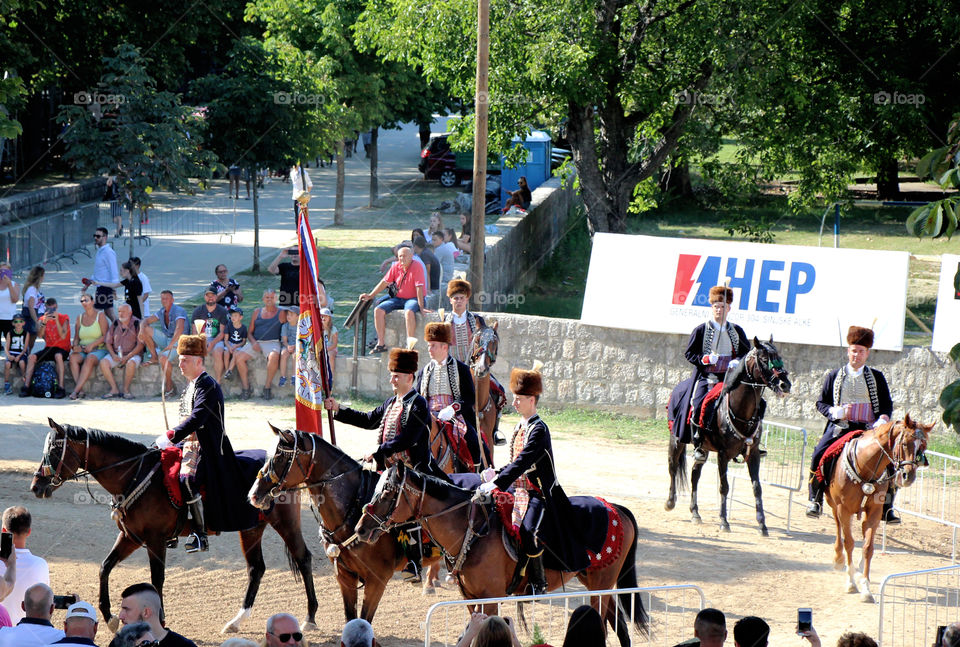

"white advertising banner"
[932, 254, 960, 353]
[581, 234, 909, 351]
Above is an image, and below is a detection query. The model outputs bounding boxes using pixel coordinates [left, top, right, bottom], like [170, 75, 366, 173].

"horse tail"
[670, 435, 688, 494]
[613, 504, 648, 636]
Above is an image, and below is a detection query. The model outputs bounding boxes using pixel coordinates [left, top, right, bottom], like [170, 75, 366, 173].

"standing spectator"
[278, 307, 296, 388]
[50, 600, 99, 647]
[361, 130, 372, 158]
[360, 246, 431, 354]
[209, 265, 243, 310]
[220, 308, 246, 382]
[269, 247, 313, 308]
[733, 616, 769, 647]
[264, 613, 303, 647]
[104, 176, 122, 238]
[690, 608, 726, 647]
[129, 257, 151, 319]
[289, 163, 312, 227]
[0, 584, 62, 647]
[428, 212, 443, 239]
[117, 582, 196, 647]
[321, 307, 337, 386]
[191, 289, 228, 380]
[431, 231, 455, 307]
[3, 314, 28, 394]
[139, 290, 186, 396]
[413, 236, 441, 309]
[91, 261, 143, 320]
[98, 303, 143, 399]
[87, 227, 119, 323]
[107, 622, 155, 647]
[227, 165, 242, 199]
[341, 618, 376, 647]
[236, 289, 282, 400]
[20, 266, 45, 351]
[0, 263, 19, 344]
[19, 298, 69, 399]
[0, 507, 50, 625]
[67, 294, 108, 400]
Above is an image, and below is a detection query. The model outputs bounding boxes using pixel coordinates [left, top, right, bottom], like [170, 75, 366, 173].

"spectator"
[0, 583, 62, 647]
[220, 640, 257, 647]
[220, 308, 246, 383]
[454, 613, 521, 647]
[236, 289, 282, 400]
[87, 227, 119, 323]
[431, 231, 455, 304]
[443, 228, 462, 260]
[210, 265, 244, 311]
[3, 314, 28, 395]
[107, 622, 154, 647]
[68, 294, 109, 400]
[20, 266, 45, 351]
[733, 616, 768, 647]
[0, 262, 20, 347]
[317, 278, 334, 312]
[0, 603, 9, 629]
[117, 582, 195, 647]
[290, 163, 313, 227]
[502, 176, 531, 212]
[104, 176, 122, 238]
[228, 165, 242, 199]
[561, 605, 604, 647]
[341, 618, 376, 647]
[428, 212, 443, 238]
[321, 307, 337, 385]
[129, 257, 151, 319]
[191, 289, 228, 380]
[693, 608, 726, 647]
[942, 623, 960, 647]
[413, 236, 441, 309]
[836, 633, 877, 647]
[92, 261, 144, 320]
[278, 307, 296, 389]
[456, 213, 472, 254]
[268, 247, 303, 308]
[139, 290, 187, 397]
[98, 303, 144, 399]
[0, 507, 49, 625]
[50, 600, 99, 646]
[20, 298, 69, 399]
[360, 246, 431, 354]
[0, 526, 15, 609]
[263, 613, 304, 647]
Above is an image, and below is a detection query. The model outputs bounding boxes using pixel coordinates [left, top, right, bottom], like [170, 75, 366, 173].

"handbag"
[386, 265, 410, 298]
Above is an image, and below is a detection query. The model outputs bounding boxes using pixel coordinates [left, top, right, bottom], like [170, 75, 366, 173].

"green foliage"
[529, 624, 546, 647]
[0, 0, 37, 139]
[907, 114, 960, 240]
[941, 342, 960, 434]
[719, 212, 776, 244]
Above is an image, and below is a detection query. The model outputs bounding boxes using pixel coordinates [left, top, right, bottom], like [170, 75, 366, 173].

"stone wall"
[0, 178, 106, 226]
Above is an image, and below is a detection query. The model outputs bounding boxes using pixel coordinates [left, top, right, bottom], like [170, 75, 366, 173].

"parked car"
[419, 133, 500, 187]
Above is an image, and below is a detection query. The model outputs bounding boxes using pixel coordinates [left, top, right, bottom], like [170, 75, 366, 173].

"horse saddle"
[690, 382, 724, 428]
[816, 430, 864, 485]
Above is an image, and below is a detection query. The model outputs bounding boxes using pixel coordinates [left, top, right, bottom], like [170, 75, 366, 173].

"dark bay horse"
[469, 321, 504, 458]
[354, 463, 648, 647]
[247, 426, 443, 621]
[825, 415, 929, 602]
[666, 337, 791, 535]
[29, 419, 317, 633]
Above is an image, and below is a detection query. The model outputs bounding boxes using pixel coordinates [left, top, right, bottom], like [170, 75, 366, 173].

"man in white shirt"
[289, 164, 312, 229]
[47, 600, 99, 646]
[0, 507, 50, 625]
[87, 227, 119, 323]
[130, 257, 151, 318]
[0, 584, 63, 647]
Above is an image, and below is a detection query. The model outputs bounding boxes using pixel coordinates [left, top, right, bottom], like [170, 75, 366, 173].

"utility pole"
[469, 0, 489, 311]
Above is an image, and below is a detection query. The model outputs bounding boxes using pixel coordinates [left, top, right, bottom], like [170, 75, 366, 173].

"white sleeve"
[139, 273, 152, 294]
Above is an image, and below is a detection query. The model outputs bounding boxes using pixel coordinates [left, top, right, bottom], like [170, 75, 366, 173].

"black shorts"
[94, 286, 115, 311]
[34, 346, 68, 363]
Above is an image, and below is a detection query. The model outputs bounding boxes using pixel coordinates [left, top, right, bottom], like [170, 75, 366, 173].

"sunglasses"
[93, 234, 104, 239]
[269, 631, 303, 643]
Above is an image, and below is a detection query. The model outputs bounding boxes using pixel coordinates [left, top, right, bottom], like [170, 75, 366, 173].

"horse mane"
[416, 471, 471, 502]
[295, 429, 360, 467]
[63, 424, 147, 455]
[721, 352, 749, 394]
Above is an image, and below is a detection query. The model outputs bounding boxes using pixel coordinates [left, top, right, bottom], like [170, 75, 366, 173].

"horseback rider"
[477, 365, 588, 595]
[155, 334, 259, 552]
[443, 279, 506, 446]
[416, 322, 487, 470]
[669, 285, 749, 462]
[807, 325, 897, 523]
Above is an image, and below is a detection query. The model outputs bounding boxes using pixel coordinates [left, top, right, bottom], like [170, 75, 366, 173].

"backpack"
[31, 362, 58, 398]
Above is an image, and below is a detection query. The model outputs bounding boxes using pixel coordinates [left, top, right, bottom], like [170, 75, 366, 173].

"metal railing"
[1, 202, 99, 271]
[422, 585, 705, 647]
[878, 564, 960, 647]
[728, 420, 807, 532]
[97, 195, 239, 243]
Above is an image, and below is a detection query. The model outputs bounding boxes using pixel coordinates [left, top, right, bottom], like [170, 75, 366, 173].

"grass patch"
[500, 405, 668, 445]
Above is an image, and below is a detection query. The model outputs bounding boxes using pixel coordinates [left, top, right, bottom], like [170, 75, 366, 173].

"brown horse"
[354, 463, 648, 647]
[247, 426, 444, 621]
[29, 419, 317, 634]
[825, 415, 929, 602]
[469, 321, 504, 459]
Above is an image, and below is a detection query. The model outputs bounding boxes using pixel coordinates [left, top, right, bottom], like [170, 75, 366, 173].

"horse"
[354, 463, 648, 647]
[469, 321, 504, 458]
[666, 337, 791, 536]
[824, 415, 929, 602]
[247, 426, 445, 620]
[29, 419, 318, 634]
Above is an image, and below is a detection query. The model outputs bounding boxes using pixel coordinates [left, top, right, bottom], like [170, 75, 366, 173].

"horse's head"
[470, 321, 499, 378]
[748, 336, 791, 396]
[890, 414, 931, 488]
[354, 463, 416, 543]
[30, 419, 78, 498]
[249, 424, 309, 509]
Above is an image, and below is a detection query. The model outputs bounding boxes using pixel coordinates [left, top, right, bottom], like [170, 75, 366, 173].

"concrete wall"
[0, 178, 106, 226]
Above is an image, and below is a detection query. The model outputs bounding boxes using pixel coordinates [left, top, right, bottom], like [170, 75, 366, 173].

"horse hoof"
[106, 616, 120, 634]
[847, 582, 858, 594]
[222, 623, 239, 634]
[664, 499, 675, 511]
[721, 522, 731, 532]
[834, 560, 845, 572]
[422, 586, 436, 596]
[861, 592, 875, 604]
[759, 526, 769, 537]
[301, 621, 318, 632]
[691, 515, 702, 524]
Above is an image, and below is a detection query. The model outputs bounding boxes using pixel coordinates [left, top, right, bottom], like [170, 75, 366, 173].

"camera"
[0, 531, 12, 559]
[797, 608, 812, 634]
[53, 594, 77, 610]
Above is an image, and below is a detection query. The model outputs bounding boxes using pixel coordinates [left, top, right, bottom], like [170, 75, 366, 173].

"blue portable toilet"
[500, 131, 551, 208]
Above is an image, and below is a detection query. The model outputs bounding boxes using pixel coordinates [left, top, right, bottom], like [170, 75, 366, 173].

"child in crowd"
[278, 307, 298, 387]
[428, 212, 443, 238]
[3, 314, 28, 394]
[222, 308, 247, 381]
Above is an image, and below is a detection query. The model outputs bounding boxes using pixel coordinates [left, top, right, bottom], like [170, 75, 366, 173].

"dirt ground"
[1, 398, 953, 646]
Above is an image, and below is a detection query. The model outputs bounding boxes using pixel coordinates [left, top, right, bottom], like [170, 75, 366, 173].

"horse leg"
[665, 437, 680, 511]
[336, 561, 361, 622]
[359, 575, 388, 623]
[423, 562, 441, 594]
[858, 512, 881, 603]
[222, 528, 266, 633]
[841, 513, 858, 594]
[100, 532, 141, 632]
[717, 456, 731, 532]
[747, 451, 768, 536]
[690, 457, 705, 524]
[274, 507, 318, 630]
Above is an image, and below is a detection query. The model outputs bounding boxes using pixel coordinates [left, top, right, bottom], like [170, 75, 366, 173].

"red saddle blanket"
[689, 382, 724, 427]
[441, 420, 476, 468]
[815, 430, 864, 483]
[160, 447, 183, 507]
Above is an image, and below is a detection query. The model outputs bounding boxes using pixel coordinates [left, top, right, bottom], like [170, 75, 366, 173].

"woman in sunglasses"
[108, 621, 157, 647]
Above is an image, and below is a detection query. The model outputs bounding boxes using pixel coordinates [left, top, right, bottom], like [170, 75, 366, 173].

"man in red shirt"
[361, 246, 432, 353]
[20, 298, 70, 398]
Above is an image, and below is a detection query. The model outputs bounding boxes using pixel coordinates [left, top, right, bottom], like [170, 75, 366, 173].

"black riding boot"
[806, 475, 824, 518]
[525, 551, 547, 595]
[402, 528, 423, 583]
[184, 496, 208, 553]
[883, 485, 901, 525]
[692, 429, 707, 463]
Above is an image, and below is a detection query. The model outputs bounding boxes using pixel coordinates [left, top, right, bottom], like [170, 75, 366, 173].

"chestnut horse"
[247, 426, 443, 621]
[29, 419, 317, 634]
[825, 415, 929, 602]
[354, 463, 648, 647]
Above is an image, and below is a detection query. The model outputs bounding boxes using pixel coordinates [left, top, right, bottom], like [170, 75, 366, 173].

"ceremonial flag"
[294, 203, 335, 441]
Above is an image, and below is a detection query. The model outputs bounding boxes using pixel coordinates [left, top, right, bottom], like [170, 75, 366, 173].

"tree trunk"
[252, 169, 260, 272]
[566, 104, 613, 233]
[334, 140, 345, 226]
[876, 157, 901, 200]
[369, 127, 378, 208]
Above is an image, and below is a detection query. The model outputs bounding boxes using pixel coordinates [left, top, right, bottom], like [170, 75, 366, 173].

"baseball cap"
[65, 600, 97, 621]
[319, 307, 332, 316]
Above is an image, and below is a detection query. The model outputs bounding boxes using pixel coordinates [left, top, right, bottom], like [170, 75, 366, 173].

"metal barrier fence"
[882, 450, 960, 561]
[878, 564, 960, 647]
[97, 196, 239, 243]
[422, 585, 705, 647]
[1, 202, 99, 271]
[728, 420, 807, 532]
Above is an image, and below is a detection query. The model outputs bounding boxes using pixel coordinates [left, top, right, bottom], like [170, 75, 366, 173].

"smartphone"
[797, 608, 812, 634]
[288, 247, 299, 254]
[0, 532, 12, 559]
[53, 594, 77, 610]
[937, 625, 948, 646]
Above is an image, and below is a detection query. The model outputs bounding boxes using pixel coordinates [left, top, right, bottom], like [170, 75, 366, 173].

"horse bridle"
[740, 346, 785, 392]
[37, 429, 91, 487]
[257, 430, 319, 499]
[469, 328, 498, 376]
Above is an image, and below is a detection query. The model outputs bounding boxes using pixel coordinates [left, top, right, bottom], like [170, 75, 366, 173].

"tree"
[905, 114, 960, 240]
[58, 45, 218, 258]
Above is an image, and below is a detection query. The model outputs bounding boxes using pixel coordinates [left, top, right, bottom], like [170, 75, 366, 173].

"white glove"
[872, 416, 890, 429]
[728, 359, 740, 370]
[478, 481, 497, 494]
[438, 405, 456, 422]
[829, 406, 846, 420]
[155, 434, 172, 449]
[481, 467, 497, 483]
[707, 353, 719, 365]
